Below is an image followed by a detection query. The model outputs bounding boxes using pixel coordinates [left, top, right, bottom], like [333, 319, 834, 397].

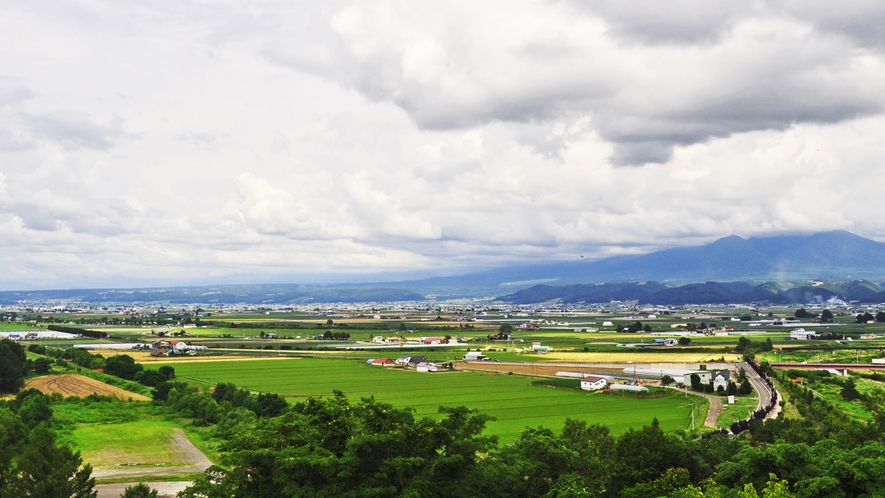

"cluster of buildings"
[148, 339, 208, 356]
[367, 355, 440, 372]
[1, 331, 80, 340]
[369, 335, 465, 346]
[578, 375, 650, 393]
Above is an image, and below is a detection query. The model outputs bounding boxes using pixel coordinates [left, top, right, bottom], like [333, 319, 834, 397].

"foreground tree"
[7, 423, 96, 498]
[0, 339, 27, 393]
[181, 393, 496, 498]
[119, 482, 158, 498]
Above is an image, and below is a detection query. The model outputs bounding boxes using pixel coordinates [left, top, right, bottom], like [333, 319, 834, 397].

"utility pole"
[690, 403, 695, 431]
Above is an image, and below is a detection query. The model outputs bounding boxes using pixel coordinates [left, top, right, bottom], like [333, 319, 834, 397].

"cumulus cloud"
[263, 1, 885, 165]
[1, 1, 885, 289]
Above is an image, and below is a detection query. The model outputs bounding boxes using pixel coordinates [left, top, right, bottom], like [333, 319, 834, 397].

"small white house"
[713, 372, 730, 392]
[395, 355, 411, 366]
[580, 375, 608, 391]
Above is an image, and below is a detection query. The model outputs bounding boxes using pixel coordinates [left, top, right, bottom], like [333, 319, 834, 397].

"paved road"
[742, 364, 781, 421]
[700, 391, 722, 428]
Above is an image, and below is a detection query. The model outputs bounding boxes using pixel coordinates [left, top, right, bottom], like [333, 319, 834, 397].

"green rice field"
[165, 358, 699, 443]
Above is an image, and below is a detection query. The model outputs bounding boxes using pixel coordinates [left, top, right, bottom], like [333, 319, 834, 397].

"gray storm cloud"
[265, 1, 885, 165]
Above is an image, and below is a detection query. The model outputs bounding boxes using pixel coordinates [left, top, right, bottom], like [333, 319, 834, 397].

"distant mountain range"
[497, 279, 885, 305]
[0, 285, 426, 306]
[4, 230, 885, 305]
[406, 230, 885, 296]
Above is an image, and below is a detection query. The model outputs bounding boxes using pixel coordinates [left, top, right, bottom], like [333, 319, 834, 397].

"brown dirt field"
[25, 375, 150, 401]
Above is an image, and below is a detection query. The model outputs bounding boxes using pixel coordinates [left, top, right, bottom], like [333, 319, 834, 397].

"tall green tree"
[103, 354, 143, 380]
[8, 423, 96, 498]
[0, 339, 27, 393]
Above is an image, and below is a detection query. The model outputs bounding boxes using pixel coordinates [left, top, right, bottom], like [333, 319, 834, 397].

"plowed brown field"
[25, 374, 150, 401]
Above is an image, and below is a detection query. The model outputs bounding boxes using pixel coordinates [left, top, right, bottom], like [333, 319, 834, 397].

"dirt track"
[25, 374, 150, 401]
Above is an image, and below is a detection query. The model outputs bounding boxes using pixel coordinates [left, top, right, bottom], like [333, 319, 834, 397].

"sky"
[2, 1, 885, 290]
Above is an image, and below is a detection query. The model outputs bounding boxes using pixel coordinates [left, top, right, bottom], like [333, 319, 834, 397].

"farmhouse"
[408, 356, 428, 367]
[689, 371, 713, 383]
[580, 375, 608, 391]
[372, 358, 395, 366]
[152, 340, 171, 350]
[421, 337, 441, 345]
[713, 371, 730, 392]
[395, 355, 411, 366]
[790, 328, 817, 340]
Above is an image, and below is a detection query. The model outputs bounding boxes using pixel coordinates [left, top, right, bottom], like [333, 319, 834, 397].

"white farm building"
[580, 375, 608, 391]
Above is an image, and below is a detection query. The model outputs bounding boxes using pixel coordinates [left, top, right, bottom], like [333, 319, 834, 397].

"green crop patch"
[171, 358, 698, 443]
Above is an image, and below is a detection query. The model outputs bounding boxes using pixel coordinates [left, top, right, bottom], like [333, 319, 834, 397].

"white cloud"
[0, 1, 885, 289]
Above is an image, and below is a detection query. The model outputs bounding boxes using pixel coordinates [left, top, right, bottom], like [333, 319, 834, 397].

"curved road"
[742, 364, 781, 421]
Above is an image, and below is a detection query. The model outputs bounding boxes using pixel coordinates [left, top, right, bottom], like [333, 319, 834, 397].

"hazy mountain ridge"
[498, 279, 885, 305]
[391, 230, 885, 297]
[0, 285, 425, 306]
[4, 231, 885, 304]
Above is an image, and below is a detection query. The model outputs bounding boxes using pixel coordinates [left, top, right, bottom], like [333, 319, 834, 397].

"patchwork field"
[166, 358, 698, 443]
[544, 351, 727, 363]
[25, 374, 150, 401]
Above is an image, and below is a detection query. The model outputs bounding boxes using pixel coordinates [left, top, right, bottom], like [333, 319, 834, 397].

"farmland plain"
[164, 358, 699, 443]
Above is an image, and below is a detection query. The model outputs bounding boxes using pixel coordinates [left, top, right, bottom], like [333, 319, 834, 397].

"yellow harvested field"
[544, 351, 723, 363]
[25, 374, 149, 401]
[87, 349, 301, 364]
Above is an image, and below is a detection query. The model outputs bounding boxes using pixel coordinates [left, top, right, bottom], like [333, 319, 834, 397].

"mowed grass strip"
[69, 420, 188, 469]
[166, 358, 696, 443]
